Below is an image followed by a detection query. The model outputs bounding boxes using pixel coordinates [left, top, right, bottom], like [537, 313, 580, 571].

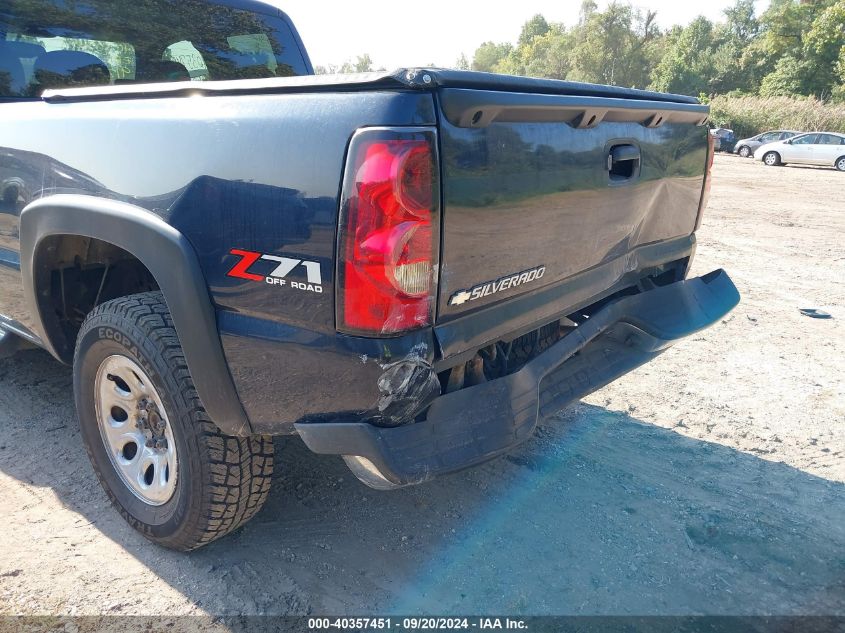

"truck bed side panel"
[0, 91, 436, 429]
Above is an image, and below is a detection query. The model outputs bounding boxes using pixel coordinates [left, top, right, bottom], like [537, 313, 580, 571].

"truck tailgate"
[436, 87, 710, 321]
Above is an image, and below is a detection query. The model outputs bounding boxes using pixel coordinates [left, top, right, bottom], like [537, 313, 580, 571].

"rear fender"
[19, 194, 252, 436]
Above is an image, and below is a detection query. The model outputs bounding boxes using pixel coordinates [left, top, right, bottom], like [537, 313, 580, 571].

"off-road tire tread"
[75, 291, 273, 551]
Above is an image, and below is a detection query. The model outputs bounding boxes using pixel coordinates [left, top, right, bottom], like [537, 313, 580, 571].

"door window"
[9, 34, 134, 89]
[1, 0, 310, 97]
[791, 134, 818, 145]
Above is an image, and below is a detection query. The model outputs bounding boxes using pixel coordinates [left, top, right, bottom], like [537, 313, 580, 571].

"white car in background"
[755, 132, 845, 171]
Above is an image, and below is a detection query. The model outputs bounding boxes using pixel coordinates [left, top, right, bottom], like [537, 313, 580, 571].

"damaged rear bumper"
[295, 269, 740, 488]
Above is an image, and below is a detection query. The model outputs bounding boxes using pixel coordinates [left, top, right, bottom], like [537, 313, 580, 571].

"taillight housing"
[336, 128, 440, 336]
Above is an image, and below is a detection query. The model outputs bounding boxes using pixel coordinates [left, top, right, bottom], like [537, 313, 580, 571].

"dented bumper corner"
[295, 269, 740, 489]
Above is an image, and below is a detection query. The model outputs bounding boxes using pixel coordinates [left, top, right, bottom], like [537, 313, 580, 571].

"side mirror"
[783, 139, 792, 144]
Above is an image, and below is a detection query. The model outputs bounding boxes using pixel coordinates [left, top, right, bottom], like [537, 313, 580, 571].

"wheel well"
[33, 235, 159, 362]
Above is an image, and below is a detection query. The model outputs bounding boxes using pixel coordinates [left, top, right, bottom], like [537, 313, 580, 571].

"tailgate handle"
[608, 144, 641, 182]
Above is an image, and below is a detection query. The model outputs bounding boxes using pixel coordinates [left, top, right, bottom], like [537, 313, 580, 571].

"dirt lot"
[0, 154, 843, 619]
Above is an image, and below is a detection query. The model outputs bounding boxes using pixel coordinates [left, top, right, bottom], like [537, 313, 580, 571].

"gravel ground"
[0, 154, 843, 620]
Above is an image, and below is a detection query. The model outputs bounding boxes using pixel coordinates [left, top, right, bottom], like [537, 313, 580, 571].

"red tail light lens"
[337, 129, 440, 335]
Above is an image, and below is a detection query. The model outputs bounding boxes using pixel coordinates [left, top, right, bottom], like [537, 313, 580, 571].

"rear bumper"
[295, 269, 739, 488]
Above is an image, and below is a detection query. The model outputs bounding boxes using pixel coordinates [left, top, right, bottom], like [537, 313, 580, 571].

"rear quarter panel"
[0, 90, 437, 429]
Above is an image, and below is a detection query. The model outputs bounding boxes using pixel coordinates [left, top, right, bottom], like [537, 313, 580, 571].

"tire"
[738, 146, 751, 158]
[0, 328, 24, 359]
[836, 156, 845, 172]
[763, 151, 781, 167]
[73, 292, 273, 551]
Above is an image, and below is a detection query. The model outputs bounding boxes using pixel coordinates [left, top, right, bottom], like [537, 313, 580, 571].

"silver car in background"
[754, 132, 845, 171]
[734, 130, 800, 158]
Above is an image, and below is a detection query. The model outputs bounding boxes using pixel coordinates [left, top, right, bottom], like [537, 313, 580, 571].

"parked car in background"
[755, 132, 845, 171]
[710, 127, 736, 153]
[734, 130, 800, 158]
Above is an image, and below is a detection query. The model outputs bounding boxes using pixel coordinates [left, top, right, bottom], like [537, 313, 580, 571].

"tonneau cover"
[42, 68, 701, 105]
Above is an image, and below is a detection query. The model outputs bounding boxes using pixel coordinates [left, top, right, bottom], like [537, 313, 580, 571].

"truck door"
[784, 134, 818, 164]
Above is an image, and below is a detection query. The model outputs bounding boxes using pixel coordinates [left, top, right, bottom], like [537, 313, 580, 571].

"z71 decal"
[227, 249, 324, 294]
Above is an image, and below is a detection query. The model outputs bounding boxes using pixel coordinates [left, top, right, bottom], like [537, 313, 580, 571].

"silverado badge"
[448, 266, 547, 307]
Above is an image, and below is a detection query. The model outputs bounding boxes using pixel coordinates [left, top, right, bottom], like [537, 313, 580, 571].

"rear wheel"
[836, 156, 845, 172]
[763, 151, 781, 167]
[738, 146, 751, 158]
[74, 292, 273, 551]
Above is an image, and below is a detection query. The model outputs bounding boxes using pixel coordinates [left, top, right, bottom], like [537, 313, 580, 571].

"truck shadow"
[0, 348, 843, 616]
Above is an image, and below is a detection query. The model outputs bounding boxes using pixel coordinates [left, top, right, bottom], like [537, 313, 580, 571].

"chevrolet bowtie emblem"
[450, 291, 472, 306]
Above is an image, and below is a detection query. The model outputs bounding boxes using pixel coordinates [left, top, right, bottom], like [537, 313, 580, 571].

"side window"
[818, 134, 844, 145]
[162, 41, 209, 81]
[165, 11, 309, 82]
[780, 132, 797, 140]
[223, 34, 284, 78]
[2, 3, 134, 96]
[792, 135, 818, 145]
[2, 0, 311, 94]
[10, 35, 134, 92]
[136, 1, 311, 83]
[759, 133, 778, 143]
[0, 40, 44, 97]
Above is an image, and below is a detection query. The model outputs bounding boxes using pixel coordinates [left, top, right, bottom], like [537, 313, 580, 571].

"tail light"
[337, 128, 440, 336]
[696, 131, 716, 230]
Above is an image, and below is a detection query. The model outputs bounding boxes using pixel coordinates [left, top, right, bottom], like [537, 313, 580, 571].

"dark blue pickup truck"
[0, 0, 739, 550]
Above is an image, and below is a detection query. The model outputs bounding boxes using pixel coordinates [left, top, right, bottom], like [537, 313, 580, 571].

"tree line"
[464, 0, 844, 101]
[319, 0, 844, 103]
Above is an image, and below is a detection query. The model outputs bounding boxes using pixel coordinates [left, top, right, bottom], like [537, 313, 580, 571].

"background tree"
[518, 14, 551, 46]
[802, 0, 845, 96]
[650, 17, 717, 95]
[339, 54, 374, 74]
[756, 0, 842, 96]
[464, 0, 845, 101]
[710, 0, 764, 93]
[569, 3, 660, 87]
[472, 41, 514, 72]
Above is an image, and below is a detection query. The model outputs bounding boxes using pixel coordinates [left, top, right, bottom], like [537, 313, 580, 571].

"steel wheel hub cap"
[94, 355, 178, 506]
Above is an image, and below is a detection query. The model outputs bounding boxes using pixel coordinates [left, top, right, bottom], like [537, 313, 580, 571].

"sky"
[279, 0, 772, 71]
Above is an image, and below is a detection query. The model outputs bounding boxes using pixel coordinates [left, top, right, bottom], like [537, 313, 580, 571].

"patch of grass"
[708, 94, 845, 139]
